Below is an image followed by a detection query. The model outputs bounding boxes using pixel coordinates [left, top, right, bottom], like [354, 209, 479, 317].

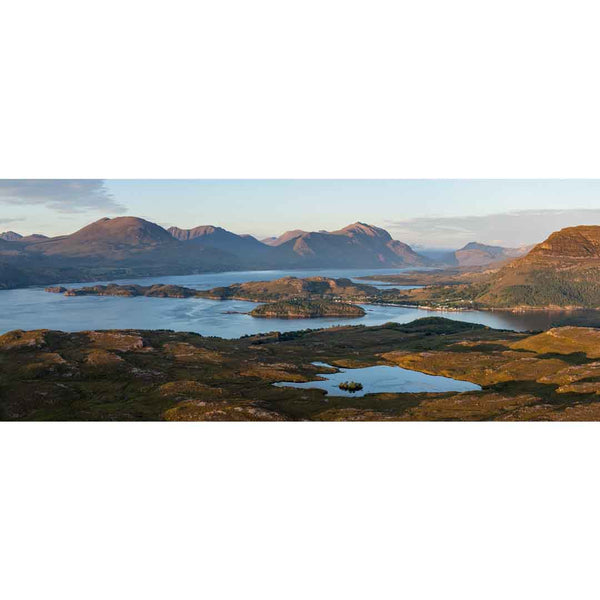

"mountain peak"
[528, 225, 600, 259]
[0, 231, 23, 241]
[336, 222, 392, 240]
[460, 241, 501, 251]
[70, 216, 174, 245]
[452, 241, 527, 267]
[168, 225, 227, 241]
[167, 224, 272, 260]
[264, 230, 307, 246]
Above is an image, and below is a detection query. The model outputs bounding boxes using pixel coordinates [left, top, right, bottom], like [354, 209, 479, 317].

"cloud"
[0, 217, 23, 226]
[386, 209, 600, 249]
[0, 180, 126, 213]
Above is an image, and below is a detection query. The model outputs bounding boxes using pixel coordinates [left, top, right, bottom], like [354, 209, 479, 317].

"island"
[338, 381, 363, 392]
[46, 283, 201, 298]
[42, 275, 499, 315]
[45, 277, 375, 319]
[198, 276, 379, 302]
[250, 300, 366, 319]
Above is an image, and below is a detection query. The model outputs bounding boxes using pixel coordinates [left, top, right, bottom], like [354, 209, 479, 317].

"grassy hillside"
[391, 227, 600, 310]
[476, 265, 600, 308]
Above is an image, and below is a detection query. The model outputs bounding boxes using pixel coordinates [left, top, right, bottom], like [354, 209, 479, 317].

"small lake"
[0, 268, 597, 338]
[274, 362, 482, 397]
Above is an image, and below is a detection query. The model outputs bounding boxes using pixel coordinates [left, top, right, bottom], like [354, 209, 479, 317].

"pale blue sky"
[2, 179, 600, 248]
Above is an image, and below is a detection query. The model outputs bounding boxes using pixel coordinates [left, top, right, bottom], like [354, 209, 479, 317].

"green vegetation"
[56, 283, 201, 298]
[199, 276, 380, 302]
[51, 278, 373, 318]
[358, 269, 484, 287]
[368, 265, 600, 311]
[359, 227, 600, 311]
[479, 268, 600, 308]
[4, 317, 600, 421]
[250, 299, 366, 319]
[376, 282, 491, 310]
[339, 381, 363, 392]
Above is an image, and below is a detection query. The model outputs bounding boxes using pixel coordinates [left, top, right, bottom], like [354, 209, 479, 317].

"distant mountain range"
[429, 242, 532, 268]
[0, 217, 433, 289]
[456, 242, 532, 267]
[5, 216, 589, 297]
[266, 222, 430, 268]
[0, 231, 49, 243]
[168, 225, 274, 264]
[0, 231, 23, 242]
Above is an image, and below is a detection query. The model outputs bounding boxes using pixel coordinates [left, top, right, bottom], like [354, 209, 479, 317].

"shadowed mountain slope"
[262, 230, 308, 246]
[474, 226, 600, 308]
[0, 217, 429, 289]
[168, 225, 273, 262]
[33, 217, 177, 257]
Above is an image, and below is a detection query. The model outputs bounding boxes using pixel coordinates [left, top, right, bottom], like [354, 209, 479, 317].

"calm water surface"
[274, 362, 482, 397]
[0, 268, 594, 337]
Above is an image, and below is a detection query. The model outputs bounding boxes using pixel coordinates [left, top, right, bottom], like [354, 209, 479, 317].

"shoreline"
[364, 301, 599, 314]
[0, 265, 431, 293]
[43, 284, 600, 316]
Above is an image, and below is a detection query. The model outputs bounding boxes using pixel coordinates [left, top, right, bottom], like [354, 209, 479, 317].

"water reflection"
[0, 268, 599, 337]
[274, 362, 482, 397]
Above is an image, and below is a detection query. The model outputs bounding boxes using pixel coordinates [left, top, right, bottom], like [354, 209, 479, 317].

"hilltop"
[0, 231, 23, 242]
[168, 224, 273, 263]
[33, 217, 177, 257]
[270, 222, 430, 268]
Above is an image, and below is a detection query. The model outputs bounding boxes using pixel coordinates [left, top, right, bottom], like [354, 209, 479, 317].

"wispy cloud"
[386, 209, 600, 249]
[0, 217, 23, 226]
[0, 180, 126, 213]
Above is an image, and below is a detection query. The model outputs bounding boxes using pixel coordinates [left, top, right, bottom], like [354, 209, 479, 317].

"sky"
[2, 179, 600, 249]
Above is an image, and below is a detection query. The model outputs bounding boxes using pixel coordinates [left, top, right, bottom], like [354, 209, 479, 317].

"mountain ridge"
[0, 216, 429, 289]
[0, 231, 23, 241]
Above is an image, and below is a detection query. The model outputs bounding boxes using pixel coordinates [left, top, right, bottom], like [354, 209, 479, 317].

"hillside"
[0, 217, 240, 288]
[32, 217, 177, 258]
[271, 222, 430, 268]
[474, 226, 600, 308]
[262, 230, 307, 246]
[168, 224, 273, 263]
[399, 226, 600, 310]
